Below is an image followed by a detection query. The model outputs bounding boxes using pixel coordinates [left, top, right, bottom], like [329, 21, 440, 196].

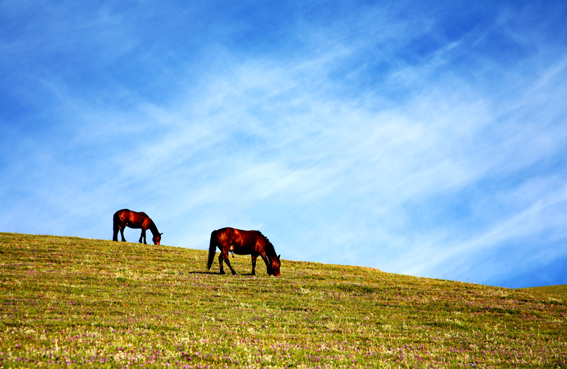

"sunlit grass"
[1, 232, 566, 368]
[520, 285, 567, 299]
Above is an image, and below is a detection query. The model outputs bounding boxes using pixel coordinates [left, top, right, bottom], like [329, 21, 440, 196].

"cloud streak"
[1, 0, 566, 287]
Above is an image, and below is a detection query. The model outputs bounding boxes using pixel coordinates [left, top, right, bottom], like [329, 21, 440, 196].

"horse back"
[115, 209, 150, 228]
[114, 209, 130, 224]
[216, 227, 265, 254]
[132, 211, 152, 227]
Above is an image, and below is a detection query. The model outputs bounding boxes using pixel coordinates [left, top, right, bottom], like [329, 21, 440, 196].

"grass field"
[1, 232, 566, 368]
[519, 285, 567, 299]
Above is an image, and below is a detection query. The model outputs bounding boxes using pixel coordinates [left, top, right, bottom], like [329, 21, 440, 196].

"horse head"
[153, 233, 163, 245]
[270, 254, 281, 276]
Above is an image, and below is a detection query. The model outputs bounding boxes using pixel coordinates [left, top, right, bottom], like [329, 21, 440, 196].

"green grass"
[519, 285, 567, 299]
[1, 232, 566, 368]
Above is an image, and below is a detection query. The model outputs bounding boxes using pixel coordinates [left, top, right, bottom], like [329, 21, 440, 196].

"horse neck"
[263, 239, 277, 258]
[148, 221, 160, 236]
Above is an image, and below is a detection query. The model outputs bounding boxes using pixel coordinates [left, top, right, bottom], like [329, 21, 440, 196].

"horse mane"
[148, 218, 160, 236]
[257, 231, 277, 256]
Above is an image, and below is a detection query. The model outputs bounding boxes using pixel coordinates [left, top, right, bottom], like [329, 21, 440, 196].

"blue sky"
[1, 0, 565, 288]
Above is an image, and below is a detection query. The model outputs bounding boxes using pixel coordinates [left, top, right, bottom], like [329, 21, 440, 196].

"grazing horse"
[207, 227, 281, 276]
[113, 209, 162, 245]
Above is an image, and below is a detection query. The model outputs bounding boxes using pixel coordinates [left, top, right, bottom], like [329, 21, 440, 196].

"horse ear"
[278, 254, 281, 259]
[160, 233, 163, 235]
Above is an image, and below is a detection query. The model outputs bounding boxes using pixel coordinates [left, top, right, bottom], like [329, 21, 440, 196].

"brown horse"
[113, 209, 162, 245]
[207, 227, 281, 276]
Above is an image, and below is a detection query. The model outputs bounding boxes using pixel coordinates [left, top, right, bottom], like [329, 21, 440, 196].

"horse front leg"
[251, 255, 257, 275]
[139, 229, 147, 244]
[260, 253, 273, 276]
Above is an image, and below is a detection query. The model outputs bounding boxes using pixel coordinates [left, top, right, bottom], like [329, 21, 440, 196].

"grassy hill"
[1, 232, 566, 368]
[519, 285, 567, 299]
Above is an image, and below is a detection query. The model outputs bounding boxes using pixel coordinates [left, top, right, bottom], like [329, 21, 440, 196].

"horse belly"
[233, 244, 256, 255]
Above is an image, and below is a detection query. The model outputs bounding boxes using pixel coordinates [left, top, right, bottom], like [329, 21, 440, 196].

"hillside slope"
[519, 285, 567, 299]
[1, 232, 566, 368]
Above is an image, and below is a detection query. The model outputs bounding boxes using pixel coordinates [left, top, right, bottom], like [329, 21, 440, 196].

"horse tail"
[112, 211, 120, 241]
[207, 230, 218, 270]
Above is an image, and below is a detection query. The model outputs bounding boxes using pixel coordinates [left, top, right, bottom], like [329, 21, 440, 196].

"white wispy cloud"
[0, 1, 565, 287]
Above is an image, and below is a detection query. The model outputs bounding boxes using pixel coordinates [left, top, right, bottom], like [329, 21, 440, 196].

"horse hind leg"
[119, 226, 127, 242]
[220, 252, 236, 275]
[218, 254, 226, 274]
